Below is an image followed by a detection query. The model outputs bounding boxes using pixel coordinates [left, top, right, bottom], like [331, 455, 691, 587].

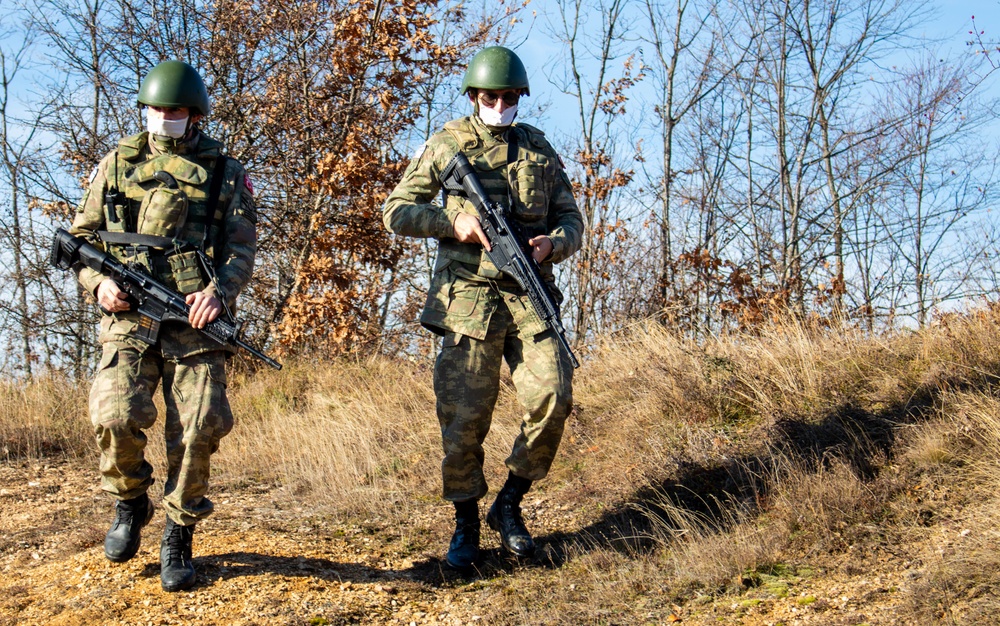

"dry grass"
[0, 375, 91, 461]
[221, 358, 449, 519]
[9, 306, 1000, 622]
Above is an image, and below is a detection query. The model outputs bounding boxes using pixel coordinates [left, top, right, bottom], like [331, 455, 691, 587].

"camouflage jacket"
[70, 129, 257, 357]
[383, 115, 584, 340]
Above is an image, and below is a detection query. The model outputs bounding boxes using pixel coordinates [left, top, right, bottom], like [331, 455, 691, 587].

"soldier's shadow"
[139, 551, 389, 587]
[372, 547, 557, 583]
[519, 393, 932, 572]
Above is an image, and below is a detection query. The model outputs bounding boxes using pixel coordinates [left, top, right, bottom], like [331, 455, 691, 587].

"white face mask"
[478, 103, 518, 127]
[146, 109, 190, 139]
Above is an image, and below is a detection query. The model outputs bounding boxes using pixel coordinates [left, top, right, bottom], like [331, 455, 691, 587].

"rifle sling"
[199, 155, 228, 236]
[506, 129, 518, 213]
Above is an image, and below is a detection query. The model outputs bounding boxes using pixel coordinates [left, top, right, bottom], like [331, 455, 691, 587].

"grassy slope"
[4, 307, 1000, 624]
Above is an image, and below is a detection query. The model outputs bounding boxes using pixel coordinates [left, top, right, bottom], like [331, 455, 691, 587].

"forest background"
[1, 0, 999, 379]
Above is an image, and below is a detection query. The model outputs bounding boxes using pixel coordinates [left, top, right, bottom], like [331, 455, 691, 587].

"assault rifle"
[50, 228, 282, 370]
[441, 152, 580, 368]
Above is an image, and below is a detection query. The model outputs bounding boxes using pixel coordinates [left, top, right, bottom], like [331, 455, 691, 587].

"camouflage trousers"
[90, 341, 233, 525]
[434, 303, 574, 502]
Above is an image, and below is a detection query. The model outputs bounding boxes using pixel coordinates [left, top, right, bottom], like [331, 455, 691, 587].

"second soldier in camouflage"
[383, 46, 584, 570]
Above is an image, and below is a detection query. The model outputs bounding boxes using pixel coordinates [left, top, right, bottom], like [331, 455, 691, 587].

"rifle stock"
[50, 228, 282, 370]
[441, 153, 580, 369]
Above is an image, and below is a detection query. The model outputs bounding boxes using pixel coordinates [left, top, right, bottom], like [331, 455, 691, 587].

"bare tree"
[0, 30, 40, 378]
[640, 0, 745, 318]
[547, 0, 642, 343]
[875, 56, 998, 325]
[788, 0, 931, 318]
[0, 10, 94, 378]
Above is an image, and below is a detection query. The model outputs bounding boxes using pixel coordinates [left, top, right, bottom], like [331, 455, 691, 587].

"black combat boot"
[445, 499, 480, 570]
[104, 493, 154, 563]
[160, 518, 196, 592]
[486, 472, 535, 557]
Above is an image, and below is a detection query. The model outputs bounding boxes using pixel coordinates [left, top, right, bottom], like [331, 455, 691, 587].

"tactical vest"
[439, 118, 554, 280]
[102, 132, 227, 294]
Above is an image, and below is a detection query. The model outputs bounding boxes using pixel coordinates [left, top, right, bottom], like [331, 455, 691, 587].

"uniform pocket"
[426, 261, 486, 317]
[425, 261, 452, 314]
[189, 357, 233, 439]
[207, 361, 233, 439]
[168, 250, 206, 295]
[97, 342, 120, 372]
[512, 158, 550, 222]
[445, 269, 484, 317]
[137, 187, 189, 238]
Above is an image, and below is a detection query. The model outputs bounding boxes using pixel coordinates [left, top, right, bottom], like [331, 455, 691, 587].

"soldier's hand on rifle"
[452, 212, 492, 252]
[186, 290, 222, 329]
[97, 278, 131, 313]
[528, 235, 553, 263]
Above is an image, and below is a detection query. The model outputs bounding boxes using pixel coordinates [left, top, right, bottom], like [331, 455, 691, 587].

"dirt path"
[1, 460, 485, 625]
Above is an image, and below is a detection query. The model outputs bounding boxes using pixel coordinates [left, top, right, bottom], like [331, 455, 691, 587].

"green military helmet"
[460, 46, 530, 96]
[138, 60, 211, 116]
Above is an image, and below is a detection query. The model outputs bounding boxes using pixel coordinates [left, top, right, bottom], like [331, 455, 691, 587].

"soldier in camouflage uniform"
[383, 46, 584, 570]
[69, 60, 256, 592]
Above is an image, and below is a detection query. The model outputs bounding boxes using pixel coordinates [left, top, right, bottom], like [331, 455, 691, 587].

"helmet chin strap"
[148, 126, 199, 154]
